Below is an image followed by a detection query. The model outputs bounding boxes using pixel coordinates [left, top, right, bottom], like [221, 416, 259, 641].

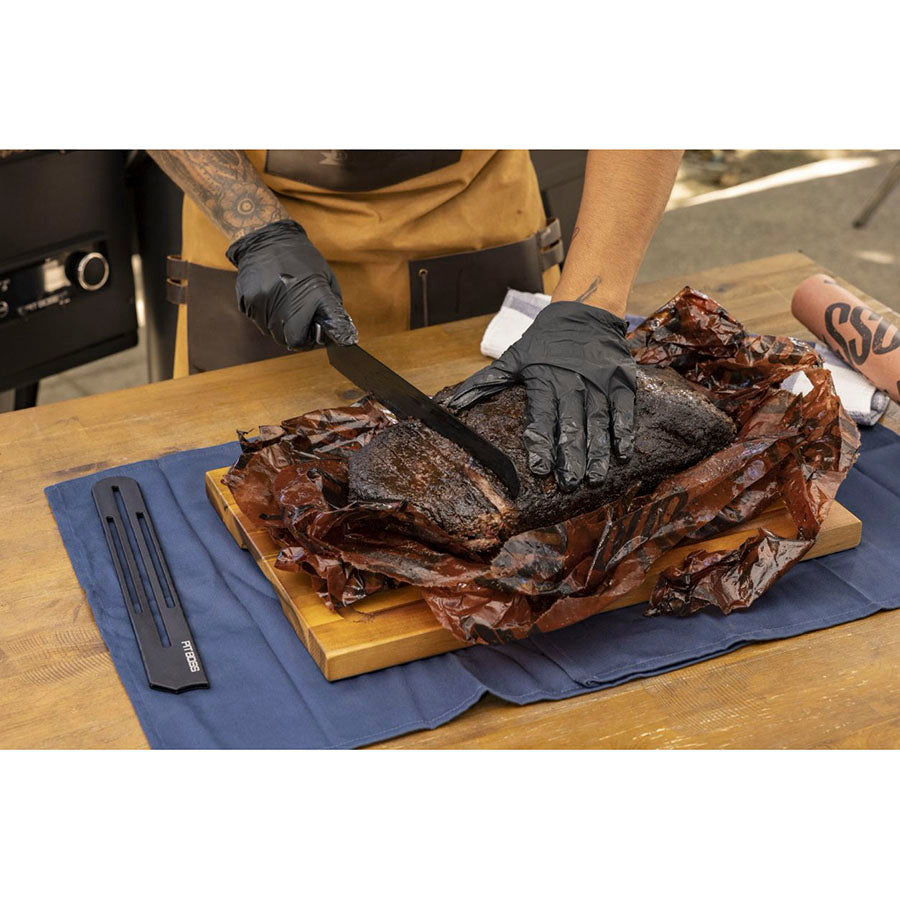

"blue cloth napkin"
[45, 425, 900, 749]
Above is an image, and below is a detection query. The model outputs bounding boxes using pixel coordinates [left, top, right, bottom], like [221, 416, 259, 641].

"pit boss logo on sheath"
[182, 641, 201, 673]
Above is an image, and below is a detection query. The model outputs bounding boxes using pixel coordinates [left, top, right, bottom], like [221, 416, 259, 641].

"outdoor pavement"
[640, 151, 900, 312]
[34, 151, 900, 406]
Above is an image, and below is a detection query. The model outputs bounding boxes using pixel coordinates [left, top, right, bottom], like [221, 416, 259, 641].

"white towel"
[480, 289, 552, 358]
[783, 342, 890, 427]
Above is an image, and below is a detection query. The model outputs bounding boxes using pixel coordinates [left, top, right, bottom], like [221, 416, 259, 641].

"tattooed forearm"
[149, 150, 289, 242]
[551, 150, 682, 318]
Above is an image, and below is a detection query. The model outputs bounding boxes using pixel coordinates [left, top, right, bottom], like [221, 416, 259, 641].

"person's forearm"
[552, 150, 683, 316]
[148, 150, 289, 243]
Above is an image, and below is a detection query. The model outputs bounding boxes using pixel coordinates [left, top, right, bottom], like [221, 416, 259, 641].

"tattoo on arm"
[149, 150, 289, 242]
[574, 276, 602, 304]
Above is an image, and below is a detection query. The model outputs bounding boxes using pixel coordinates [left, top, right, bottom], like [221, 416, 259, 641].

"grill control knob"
[67, 251, 110, 292]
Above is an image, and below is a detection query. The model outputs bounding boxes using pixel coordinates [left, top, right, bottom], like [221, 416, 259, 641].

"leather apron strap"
[168, 255, 287, 373]
[409, 218, 563, 328]
[264, 150, 463, 192]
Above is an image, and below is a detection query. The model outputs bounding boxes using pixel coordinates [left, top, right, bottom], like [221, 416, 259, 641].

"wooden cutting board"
[205, 467, 861, 681]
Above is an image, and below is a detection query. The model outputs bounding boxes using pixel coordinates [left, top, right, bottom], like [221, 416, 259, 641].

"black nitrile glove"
[225, 219, 358, 350]
[448, 301, 637, 491]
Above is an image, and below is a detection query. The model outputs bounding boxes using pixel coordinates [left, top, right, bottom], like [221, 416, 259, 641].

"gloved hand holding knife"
[226, 219, 522, 496]
[226, 218, 358, 349]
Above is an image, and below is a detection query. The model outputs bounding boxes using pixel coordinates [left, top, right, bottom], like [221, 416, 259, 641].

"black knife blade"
[325, 341, 520, 498]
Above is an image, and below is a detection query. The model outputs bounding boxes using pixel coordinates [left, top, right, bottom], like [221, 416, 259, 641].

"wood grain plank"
[374, 612, 900, 749]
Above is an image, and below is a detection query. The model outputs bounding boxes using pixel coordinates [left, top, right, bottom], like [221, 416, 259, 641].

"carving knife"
[320, 329, 520, 498]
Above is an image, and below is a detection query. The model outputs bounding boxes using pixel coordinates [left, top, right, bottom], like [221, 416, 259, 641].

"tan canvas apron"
[173, 150, 560, 376]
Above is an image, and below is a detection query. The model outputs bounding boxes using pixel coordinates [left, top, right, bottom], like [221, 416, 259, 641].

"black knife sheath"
[92, 476, 209, 693]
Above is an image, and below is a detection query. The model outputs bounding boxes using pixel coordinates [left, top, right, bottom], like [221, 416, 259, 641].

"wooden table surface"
[1, 253, 898, 749]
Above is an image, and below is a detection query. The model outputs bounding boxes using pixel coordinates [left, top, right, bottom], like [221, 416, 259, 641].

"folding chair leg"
[853, 159, 900, 228]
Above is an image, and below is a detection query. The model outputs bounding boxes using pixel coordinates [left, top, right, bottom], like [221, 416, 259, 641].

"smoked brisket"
[348, 365, 736, 555]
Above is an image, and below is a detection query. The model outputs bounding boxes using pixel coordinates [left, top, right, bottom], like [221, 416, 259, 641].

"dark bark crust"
[348, 365, 736, 555]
